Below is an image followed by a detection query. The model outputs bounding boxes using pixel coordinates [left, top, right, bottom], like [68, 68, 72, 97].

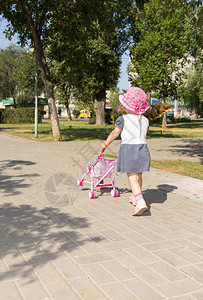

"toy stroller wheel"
[89, 191, 96, 199]
[111, 189, 118, 197]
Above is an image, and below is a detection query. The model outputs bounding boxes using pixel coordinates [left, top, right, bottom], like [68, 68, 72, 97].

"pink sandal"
[132, 198, 148, 216]
[128, 195, 137, 206]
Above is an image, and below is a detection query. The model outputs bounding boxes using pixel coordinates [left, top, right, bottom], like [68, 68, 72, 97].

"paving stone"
[0, 281, 23, 300]
[162, 230, 194, 241]
[143, 240, 178, 251]
[102, 282, 137, 300]
[0, 257, 7, 272]
[158, 279, 202, 298]
[0, 266, 34, 282]
[69, 276, 106, 300]
[1, 134, 203, 300]
[191, 290, 203, 300]
[2, 252, 28, 270]
[101, 260, 134, 281]
[171, 295, 195, 300]
[123, 230, 152, 244]
[130, 265, 169, 287]
[173, 239, 203, 253]
[154, 249, 189, 267]
[98, 240, 136, 252]
[179, 265, 203, 283]
[99, 229, 126, 242]
[123, 278, 164, 300]
[46, 281, 80, 300]
[16, 277, 51, 300]
[148, 261, 187, 282]
[0, 240, 18, 254]
[74, 253, 112, 265]
[53, 257, 85, 279]
[33, 263, 63, 284]
[170, 247, 203, 264]
[81, 264, 116, 285]
[187, 235, 203, 247]
[126, 246, 160, 264]
[109, 250, 145, 269]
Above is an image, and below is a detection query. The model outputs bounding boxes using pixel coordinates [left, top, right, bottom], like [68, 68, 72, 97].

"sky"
[0, 18, 130, 93]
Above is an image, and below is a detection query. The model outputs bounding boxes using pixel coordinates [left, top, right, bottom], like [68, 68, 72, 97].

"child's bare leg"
[127, 173, 142, 195]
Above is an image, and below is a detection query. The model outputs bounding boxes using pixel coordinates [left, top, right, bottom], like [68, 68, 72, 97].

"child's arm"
[101, 126, 121, 149]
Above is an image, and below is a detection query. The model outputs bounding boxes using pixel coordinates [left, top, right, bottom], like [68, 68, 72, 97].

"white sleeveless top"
[115, 114, 149, 144]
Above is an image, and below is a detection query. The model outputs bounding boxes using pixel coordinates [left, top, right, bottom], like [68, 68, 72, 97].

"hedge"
[0, 107, 42, 124]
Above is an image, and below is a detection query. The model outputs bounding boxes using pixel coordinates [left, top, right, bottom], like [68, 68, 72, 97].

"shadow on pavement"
[142, 184, 178, 216]
[168, 138, 203, 160]
[0, 203, 105, 282]
[0, 160, 39, 196]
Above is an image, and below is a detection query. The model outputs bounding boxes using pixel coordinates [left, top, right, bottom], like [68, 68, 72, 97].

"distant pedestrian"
[101, 87, 151, 215]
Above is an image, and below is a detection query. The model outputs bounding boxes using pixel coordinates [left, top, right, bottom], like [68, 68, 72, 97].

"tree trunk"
[24, 3, 62, 141]
[65, 102, 72, 121]
[146, 91, 151, 105]
[94, 90, 106, 125]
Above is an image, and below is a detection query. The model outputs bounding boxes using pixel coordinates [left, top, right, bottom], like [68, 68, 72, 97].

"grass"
[1, 120, 202, 180]
[151, 160, 203, 181]
[0, 119, 203, 142]
[103, 154, 203, 180]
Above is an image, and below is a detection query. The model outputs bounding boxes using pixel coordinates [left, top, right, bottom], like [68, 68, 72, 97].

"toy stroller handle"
[101, 148, 105, 154]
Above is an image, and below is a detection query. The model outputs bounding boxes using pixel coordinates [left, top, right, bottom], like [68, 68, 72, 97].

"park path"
[0, 133, 202, 300]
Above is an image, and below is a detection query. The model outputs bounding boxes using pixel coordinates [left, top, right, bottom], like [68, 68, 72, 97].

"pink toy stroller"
[77, 149, 118, 198]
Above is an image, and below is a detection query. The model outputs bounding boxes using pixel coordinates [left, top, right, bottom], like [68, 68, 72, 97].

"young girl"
[101, 87, 151, 216]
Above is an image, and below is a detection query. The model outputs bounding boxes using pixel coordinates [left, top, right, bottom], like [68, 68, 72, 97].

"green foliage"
[108, 87, 120, 110]
[48, 0, 133, 105]
[72, 109, 80, 119]
[0, 46, 22, 99]
[0, 109, 4, 123]
[13, 50, 44, 99]
[182, 55, 203, 116]
[129, 0, 198, 98]
[168, 116, 192, 123]
[89, 111, 96, 125]
[0, 107, 42, 124]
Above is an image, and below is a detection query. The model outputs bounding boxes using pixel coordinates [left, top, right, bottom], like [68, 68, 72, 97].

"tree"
[181, 56, 203, 115]
[48, 0, 133, 125]
[0, 1, 62, 140]
[108, 87, 120, 109]
[0, 46, 22, 105]
[129, 0, 196, 99]
[13, 49, 44, 107]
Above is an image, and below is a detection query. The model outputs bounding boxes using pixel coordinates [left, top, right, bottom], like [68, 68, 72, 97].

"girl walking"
[101, 87, 151, 216]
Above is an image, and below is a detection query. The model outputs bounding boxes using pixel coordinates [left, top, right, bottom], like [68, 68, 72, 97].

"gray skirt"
[116, 144, 151, 173]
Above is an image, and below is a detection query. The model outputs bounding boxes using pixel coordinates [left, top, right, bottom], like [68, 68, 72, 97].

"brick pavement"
[0, 133, 202, 300]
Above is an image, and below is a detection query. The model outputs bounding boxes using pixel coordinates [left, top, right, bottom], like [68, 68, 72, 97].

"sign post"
[35, 52, 38, 138]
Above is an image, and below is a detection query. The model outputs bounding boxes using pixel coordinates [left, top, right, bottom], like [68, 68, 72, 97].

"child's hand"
[101, 141, 106, 149]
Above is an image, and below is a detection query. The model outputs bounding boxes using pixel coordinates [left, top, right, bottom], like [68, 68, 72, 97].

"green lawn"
[0, 119, 203, 142]
[1, 120, 203, 180]
[151, 160, 203, 180]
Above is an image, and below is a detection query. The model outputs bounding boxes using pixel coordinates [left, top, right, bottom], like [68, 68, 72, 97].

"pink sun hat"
[119, 87, 150, 114]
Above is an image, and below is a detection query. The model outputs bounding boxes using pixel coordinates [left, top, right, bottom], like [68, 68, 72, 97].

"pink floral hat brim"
[119, 87, 150, 114]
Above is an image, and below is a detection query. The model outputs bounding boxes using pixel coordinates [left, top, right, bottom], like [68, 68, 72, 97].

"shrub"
[0, 109, 4, 123]
[1, 107, 42, 124]
[111, 108, 124, 123]
[168, 116, 191, 123]
[72, 109, 80, 118]
[89, 111, 96, 124]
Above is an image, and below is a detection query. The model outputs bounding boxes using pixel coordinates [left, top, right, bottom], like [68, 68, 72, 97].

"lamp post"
[35, 51, 38, 138]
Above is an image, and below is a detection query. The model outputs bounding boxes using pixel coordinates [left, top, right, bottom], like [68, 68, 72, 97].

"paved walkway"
[0, 133, 202, 300]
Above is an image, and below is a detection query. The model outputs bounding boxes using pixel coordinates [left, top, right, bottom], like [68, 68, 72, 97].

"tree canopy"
[47, 0, 133, 124]
[129, 0, 201, 99]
